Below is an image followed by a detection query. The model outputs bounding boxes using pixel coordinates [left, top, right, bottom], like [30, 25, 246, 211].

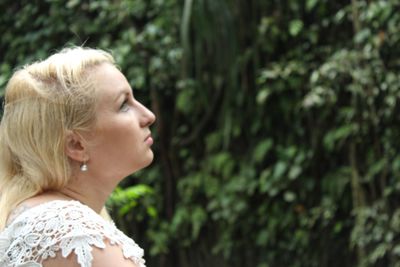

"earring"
[80, 162, 88, 172]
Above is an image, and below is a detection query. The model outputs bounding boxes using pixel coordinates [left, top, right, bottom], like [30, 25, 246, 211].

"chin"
[143, 153, 154, 168]
[132, 153, 154, 173]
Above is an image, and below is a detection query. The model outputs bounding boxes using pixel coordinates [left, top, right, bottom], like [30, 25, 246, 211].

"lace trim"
[0, 200, 146, 267]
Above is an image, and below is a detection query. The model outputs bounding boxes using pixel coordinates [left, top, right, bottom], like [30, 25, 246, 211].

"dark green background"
[1, 0, 400, 266]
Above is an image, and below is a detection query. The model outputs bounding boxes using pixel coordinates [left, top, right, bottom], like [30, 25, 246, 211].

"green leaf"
[176, 89, 194, 115]
[191, 206, 207, 239]
[273, 161, 287, 179]
[256, 88, 270, 105]
[284, 191, 296, 202]
[289, 20, 303, 36]
[306, 0, 318, 12]
[253, 139, 273, 163]
[323, 124, 355, 151]
[288, 166, 302, 180]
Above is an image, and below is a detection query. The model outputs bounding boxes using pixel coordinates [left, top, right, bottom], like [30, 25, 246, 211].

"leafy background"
[1, 0, 400, 266]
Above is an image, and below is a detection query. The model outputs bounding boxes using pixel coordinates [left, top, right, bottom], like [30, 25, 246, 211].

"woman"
[0, 47, 156, 267]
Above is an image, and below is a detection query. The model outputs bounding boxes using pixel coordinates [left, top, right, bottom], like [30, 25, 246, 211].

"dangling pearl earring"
[80, 162, 88, 172]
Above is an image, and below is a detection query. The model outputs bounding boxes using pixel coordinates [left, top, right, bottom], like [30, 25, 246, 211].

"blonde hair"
[0, 47, 115, 229]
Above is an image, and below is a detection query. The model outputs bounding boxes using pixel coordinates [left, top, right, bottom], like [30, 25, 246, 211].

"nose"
[138, 101, 156, 127]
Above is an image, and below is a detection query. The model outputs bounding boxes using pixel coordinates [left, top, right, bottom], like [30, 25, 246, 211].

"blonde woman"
[0, 47, 156, 267]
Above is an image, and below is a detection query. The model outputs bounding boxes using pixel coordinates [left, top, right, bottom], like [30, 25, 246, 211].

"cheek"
[91, 112, 145, 165]
[102, 123, 141, 154]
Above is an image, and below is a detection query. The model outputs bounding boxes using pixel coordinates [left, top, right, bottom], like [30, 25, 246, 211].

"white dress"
[0, 200, 146, 267]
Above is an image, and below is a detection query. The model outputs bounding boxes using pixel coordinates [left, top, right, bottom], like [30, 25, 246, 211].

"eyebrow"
[114, 88, 132, 102]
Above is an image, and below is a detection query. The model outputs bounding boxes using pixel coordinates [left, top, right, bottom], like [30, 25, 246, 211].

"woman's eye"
[120, 99, 130, 112]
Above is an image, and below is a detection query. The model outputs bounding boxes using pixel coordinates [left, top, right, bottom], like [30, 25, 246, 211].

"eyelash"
[120, 98, 130, 111]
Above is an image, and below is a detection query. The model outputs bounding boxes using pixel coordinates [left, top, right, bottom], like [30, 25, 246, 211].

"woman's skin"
[8, 63, 156, 267]
[60, 62, 156, 213]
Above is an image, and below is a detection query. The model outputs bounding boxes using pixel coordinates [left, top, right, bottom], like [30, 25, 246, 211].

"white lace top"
[0, 200, 146, 267]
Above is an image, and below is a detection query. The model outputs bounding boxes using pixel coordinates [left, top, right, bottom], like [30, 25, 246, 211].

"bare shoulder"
[91, 240, 142, 267]
[42, 252, 80, 267]
[42, 240, 141, 267]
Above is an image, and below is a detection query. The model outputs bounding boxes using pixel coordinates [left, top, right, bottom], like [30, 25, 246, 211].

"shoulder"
[0, 200, 146, 267]
[43, 240, 143, 267]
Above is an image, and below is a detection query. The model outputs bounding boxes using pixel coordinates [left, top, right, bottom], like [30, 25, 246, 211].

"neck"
[56, 173, 116, 214]
[56, 187, 107, 214]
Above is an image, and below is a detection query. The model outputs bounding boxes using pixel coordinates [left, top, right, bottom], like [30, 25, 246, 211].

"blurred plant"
[1, 0, 400, 267]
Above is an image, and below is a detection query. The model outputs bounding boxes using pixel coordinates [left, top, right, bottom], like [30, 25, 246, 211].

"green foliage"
[1, 0, 400, 267]
[108, 185, 156, 217]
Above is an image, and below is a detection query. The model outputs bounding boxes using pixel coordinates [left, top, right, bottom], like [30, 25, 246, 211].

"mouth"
[144, 133, 154, 145]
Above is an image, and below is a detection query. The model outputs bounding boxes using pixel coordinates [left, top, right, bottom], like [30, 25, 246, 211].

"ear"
[65, 130, 88, 162]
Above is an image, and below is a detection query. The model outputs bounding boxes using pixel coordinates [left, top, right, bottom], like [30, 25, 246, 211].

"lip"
[144, 134, 153, 145]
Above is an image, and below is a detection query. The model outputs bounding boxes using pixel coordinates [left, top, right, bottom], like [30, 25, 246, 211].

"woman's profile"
[0, 47, 156, 267]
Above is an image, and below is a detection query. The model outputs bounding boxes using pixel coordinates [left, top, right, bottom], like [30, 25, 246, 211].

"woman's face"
[86, 63, 156, 180]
